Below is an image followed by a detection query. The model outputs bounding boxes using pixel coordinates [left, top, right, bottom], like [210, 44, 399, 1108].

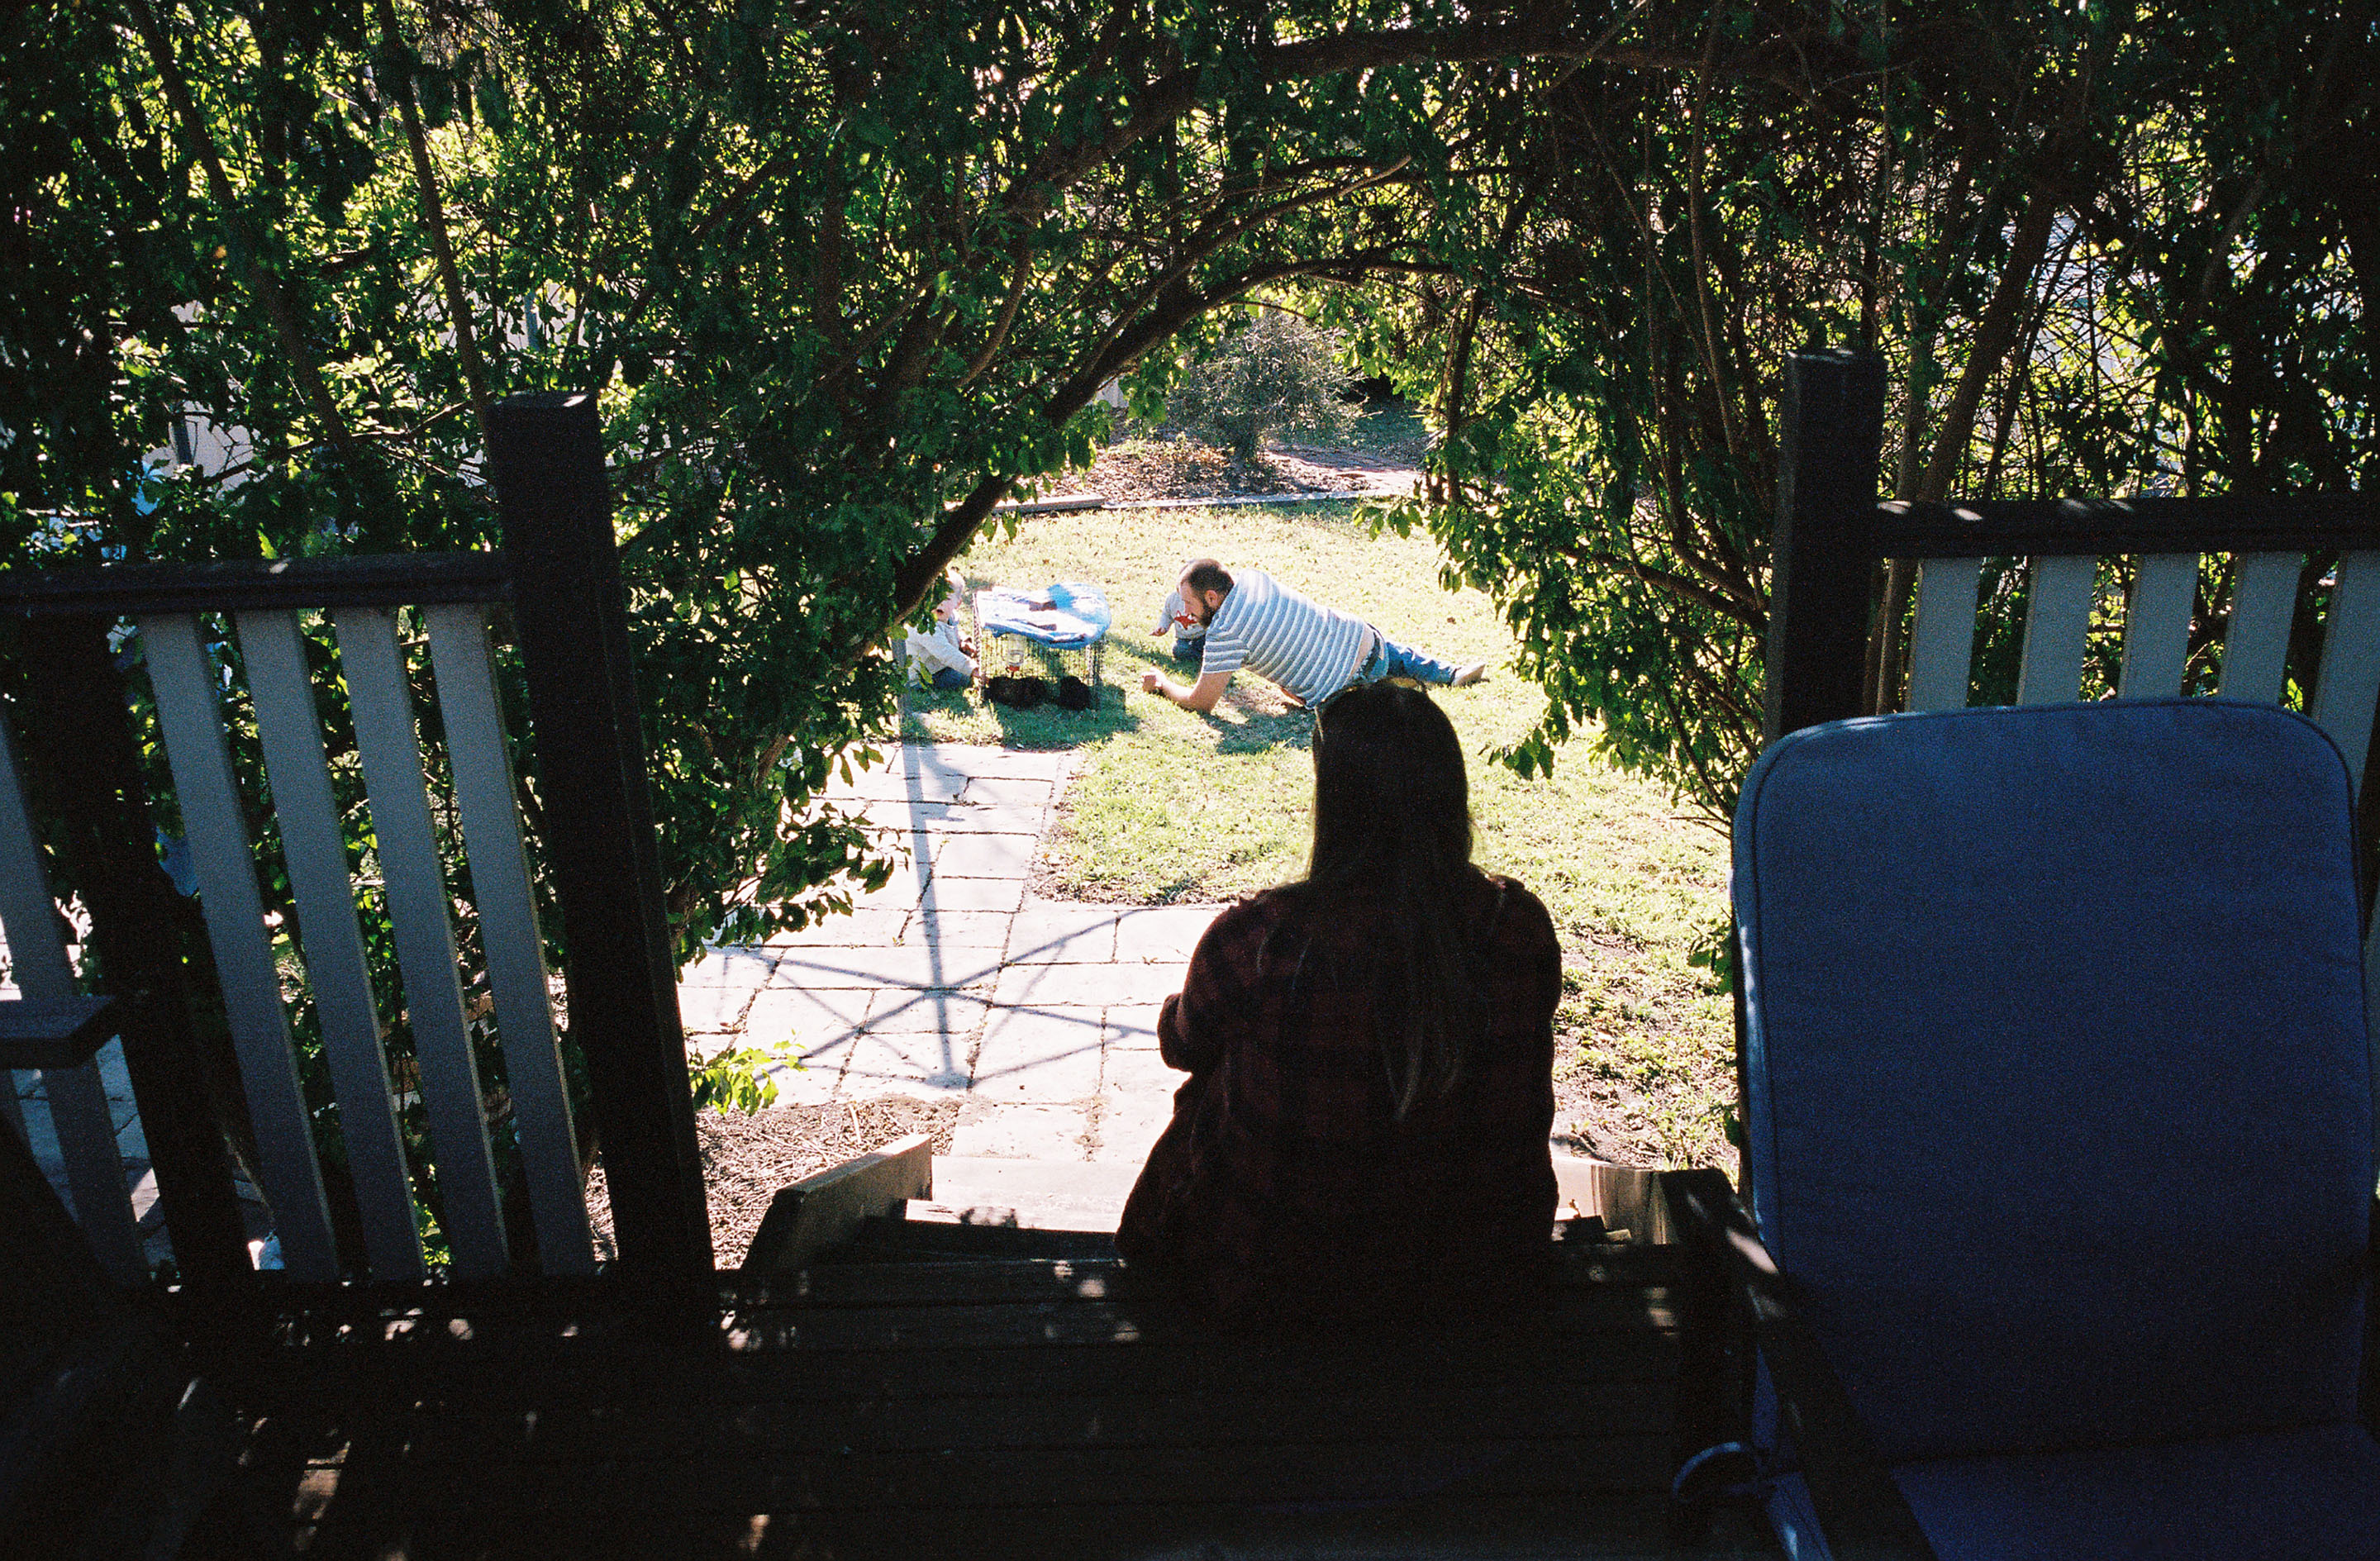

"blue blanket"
[978, 583, 1111, 650]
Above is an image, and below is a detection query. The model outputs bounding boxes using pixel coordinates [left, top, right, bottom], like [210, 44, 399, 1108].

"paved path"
[678, 743, 1221, 1172]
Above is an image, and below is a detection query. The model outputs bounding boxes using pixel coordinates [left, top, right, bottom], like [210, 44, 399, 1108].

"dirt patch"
[584, 1097, 961, 1268]
[1082, 436, 1421, 503]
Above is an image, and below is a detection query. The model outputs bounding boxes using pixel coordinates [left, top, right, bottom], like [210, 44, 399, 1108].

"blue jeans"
[1349, 630, 1461, 687]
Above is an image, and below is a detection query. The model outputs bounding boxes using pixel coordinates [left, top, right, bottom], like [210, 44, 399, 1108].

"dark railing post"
[1763, 349, 1887, 745]
[485, 393, 715, 1299]
[13, 621, 257, 1321]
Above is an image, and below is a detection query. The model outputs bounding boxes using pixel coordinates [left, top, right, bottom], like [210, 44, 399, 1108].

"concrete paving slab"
[859, 989, 993, 1036]
[993, 962, 1182, 1008]
[763, 907, 910, 947]
[773, 945, 1003, 990]
[865, 794, 1046, 832]
[1092, 1092, 1173, 1165]
[933, 832, 1038, 878]
[961, 777, 1056, 809]
[822, 773, 964, 807]
[971, 1007, 1106, 1102]
[1099, 1045, 1185, 1097]
[678, 983, 760, 1033]
[680, 945, 779, 984]
[945, 1101, 1092, 1160]
[1113, 904, 1224, 962]
[1005, 907, 1117, 964]
[742, 988, 873, 1054]
[1102, 1004, 1167, 1049]
[848, 797, 969, 826]
[903, 910, 1014, 949]
[840, 1030, 972, 1096]
[830, 750, 978, 797]
[757, 1057, 845, 1106]
[926, 1154, 1135, 1225]
[849, 862, 931, 907]
[854, 827, 940, 866]
[912, 876, 1026, 913]
[920, 746, 1067, 782]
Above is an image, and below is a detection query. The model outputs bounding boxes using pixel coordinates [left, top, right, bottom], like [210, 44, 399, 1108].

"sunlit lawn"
[897, 499, 1735, 1168]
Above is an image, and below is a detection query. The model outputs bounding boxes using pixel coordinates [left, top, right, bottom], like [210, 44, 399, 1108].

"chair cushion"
[1734, 700, 2373, 1461]
[1892, 1421, 2380, 1561]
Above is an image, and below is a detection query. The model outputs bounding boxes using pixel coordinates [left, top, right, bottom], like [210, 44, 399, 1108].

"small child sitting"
[907, 571, 975, 689]
[1153, 580, 1207, 666]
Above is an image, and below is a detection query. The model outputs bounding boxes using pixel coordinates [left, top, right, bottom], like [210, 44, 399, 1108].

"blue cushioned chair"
[1721, 698, 2380, 1560]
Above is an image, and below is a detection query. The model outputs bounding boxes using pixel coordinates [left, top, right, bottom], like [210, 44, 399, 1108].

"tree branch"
[1917, 189, 2060, 501]
[376, 0, 493, 442]
[125, 0, 356, 455]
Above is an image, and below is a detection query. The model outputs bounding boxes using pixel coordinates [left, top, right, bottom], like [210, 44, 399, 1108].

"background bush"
[1165, 312, 1361, 461]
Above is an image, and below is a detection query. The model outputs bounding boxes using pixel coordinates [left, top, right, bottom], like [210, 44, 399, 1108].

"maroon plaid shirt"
[1116, 870, 1561, 1322]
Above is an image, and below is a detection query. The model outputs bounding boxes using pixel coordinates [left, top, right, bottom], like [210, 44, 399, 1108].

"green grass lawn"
[900, 499, 1735, 1169]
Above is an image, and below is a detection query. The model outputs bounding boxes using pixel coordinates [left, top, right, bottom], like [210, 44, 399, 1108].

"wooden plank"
[2015, 554, 2098, 705]
[236, 611, 424, 1283]
[761, 1248, 1678, 1311]
[287, 1431, 1678, 1516]
[0, 553, 508, 618]
[723, 1285, 1679, 1354]
[2220, 550, 2304, 701]
[1561, 1160, 1678, 1245]
[2117, 552, 2199, 697]
[2311, 550, 2380, 797]
[743, 1135, 933, 1274]
[0, 997, 117, 1071]
[421, 604, 593, 1276]
[42, 1064, 144, 1285]
[138, 613, 340, 1283]
[1865, 493, 2380, 559]
[245, 1320, 1686, 1414]
[331, 607, 508, 1279]
[12, 623, 255, 1309]
[1763, 350, 1887, 743]
[488, 392, 712, 1292]
[0, 724, 143, 1283]
[0, 725, 77, 1009]
[400, 1377, 1679, 1470]
[293, 1490, 1700, 1561]
[835, 1219, 1121, 1262]
[1904, 558, 1981, 712]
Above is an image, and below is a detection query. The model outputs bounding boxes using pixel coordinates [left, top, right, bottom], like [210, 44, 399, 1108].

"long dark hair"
[1301, 681, 1488, 1119]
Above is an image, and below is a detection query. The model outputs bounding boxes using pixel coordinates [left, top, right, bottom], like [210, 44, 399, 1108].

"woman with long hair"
[1115, 681, 1561, 1321]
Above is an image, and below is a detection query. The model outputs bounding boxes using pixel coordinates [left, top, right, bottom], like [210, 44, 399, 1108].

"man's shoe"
[1451, 663, 1489, 688]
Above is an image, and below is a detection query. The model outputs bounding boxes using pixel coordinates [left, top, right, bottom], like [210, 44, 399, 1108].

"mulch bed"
[583, 1097, 961, 1268]
[1083, 436, 1420, 503]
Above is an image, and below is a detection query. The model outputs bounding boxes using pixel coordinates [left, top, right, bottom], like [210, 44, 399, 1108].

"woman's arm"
[1156, 899, 1267, 1075]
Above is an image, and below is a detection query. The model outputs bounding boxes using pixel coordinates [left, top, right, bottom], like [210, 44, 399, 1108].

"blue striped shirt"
[1199, 569, 1370, 705]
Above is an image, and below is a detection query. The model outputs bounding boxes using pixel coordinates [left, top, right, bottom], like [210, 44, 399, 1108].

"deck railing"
[0, 393, 711, 1318]
[1767, 350, 2380, 803]
[1763, 347, 2380, 1087]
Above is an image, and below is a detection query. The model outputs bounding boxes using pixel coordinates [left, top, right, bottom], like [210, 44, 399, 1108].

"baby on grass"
[1153, 564, 1207, 667]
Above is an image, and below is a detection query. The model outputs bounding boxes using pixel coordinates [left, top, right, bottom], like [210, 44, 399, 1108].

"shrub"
[1165, 311, 1360, 460]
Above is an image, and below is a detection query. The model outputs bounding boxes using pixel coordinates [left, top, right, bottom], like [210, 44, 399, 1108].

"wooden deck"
[187, 1218, 1771, 1559]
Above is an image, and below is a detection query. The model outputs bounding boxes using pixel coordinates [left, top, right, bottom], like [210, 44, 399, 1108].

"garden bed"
[584, 1096, 961, 1267]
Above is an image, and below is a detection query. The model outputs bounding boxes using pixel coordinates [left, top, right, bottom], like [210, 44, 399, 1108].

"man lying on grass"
[1137, 558, 1487, 713]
